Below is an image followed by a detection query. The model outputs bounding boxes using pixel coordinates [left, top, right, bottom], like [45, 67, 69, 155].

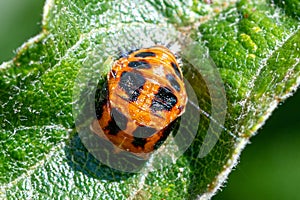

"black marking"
[130, 89, 142, 102]
[133, 126, 157, 138]
[95, 82, 108, 119]
[132, 137, 147, 148]
[171, 62, 182, 79]
[95, 100, 107, 120]
[111, 108, 127, 130]
[166, 74, 181, 92]
[153, 119, 177, 150]
[134, 51, 156, 58]
[128, 61, 151, 69]
[119, 71, 146, 100]
[150, 87, 177, 112]
[104, 118, 121, 135]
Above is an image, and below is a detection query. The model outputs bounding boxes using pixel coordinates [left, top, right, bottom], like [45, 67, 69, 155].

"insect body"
[91, 46, 187, 155]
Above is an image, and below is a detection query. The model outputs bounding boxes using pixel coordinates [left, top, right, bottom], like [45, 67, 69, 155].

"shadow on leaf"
[64, 134, 134, 181]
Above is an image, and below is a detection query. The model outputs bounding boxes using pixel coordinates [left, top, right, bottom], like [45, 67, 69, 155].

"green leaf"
[0, 0, 299, 199]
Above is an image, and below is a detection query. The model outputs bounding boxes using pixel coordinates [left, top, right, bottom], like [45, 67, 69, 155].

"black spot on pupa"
[133, 126, 157, 138]
[129, 89, 142, 102]
[104, 118, 121, 135]
[166, 74, 181, 92]
[95, 100, 106, 120]
[153, 119, 177, 150]
[131, 137, 147, 148]
[111, 108, 127, 130]
[171, 62, 182, 80]
[128, 61, 151, 69]
[134, 51, 156, 58]
[119, 71, 145, 100]
[150, 87, 177, 112]
[95, 82, 108, 119]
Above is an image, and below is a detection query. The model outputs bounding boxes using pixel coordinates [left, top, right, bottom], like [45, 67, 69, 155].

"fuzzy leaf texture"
[0, 0, 299, 199]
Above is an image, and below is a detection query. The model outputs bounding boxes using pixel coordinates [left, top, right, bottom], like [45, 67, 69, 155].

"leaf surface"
[0, 0, 299, 199]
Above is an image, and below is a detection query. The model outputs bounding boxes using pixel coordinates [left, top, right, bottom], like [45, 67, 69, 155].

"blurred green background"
[0, 1, 299, 199]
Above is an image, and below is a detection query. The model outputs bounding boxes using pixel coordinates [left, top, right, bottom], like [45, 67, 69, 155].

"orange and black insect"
[91, 45, 187, 155]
